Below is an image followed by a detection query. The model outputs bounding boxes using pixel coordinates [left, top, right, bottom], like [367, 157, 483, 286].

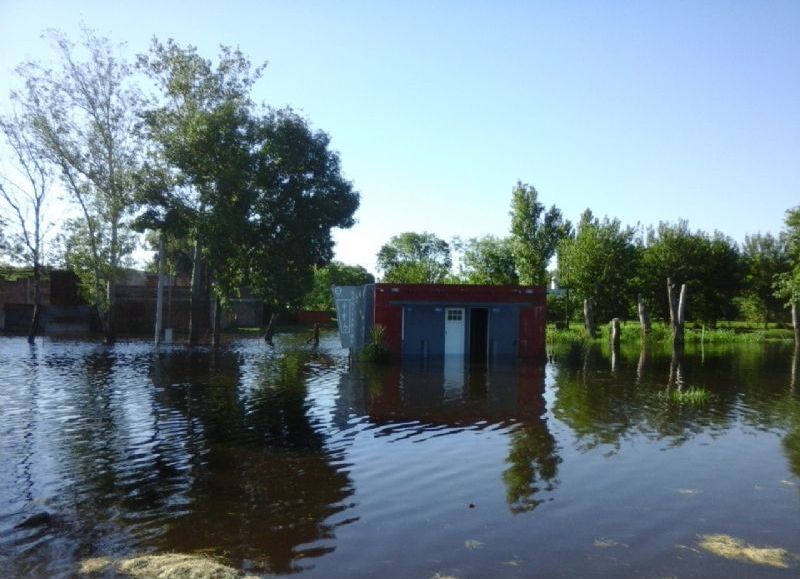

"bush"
[360, 324, 391, 364]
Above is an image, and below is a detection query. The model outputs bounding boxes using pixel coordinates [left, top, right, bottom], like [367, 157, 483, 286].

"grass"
[660, 387, 712, 406]
[547, 321, 794, 346]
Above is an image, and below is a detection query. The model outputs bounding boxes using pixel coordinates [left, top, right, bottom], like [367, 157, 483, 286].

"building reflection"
[336, 360, 560, 513]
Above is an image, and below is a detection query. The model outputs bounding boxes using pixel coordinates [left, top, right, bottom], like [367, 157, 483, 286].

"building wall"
[371, 284, 545, 362]
[402, 305, 446, 357]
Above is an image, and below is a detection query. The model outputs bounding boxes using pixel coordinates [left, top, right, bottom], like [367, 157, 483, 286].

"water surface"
[1, 334, 799, 577]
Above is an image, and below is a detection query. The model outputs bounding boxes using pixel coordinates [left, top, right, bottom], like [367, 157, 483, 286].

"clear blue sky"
[1, 0, 798, 274]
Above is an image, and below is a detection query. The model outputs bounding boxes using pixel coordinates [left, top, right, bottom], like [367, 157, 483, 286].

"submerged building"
[333, 284, 546, 363]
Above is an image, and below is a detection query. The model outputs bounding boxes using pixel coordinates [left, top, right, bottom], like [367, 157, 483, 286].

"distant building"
[333, 284, 546, 363]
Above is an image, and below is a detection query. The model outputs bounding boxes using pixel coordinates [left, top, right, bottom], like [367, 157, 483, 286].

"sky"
[1, 0, 798, 274]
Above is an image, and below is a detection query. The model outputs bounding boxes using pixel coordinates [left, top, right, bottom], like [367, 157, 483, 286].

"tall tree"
[0, 103, 54, 342]
[509, 181, 569, 286]
[14, 28, 142, 343]
[138, 39, 265, 344]
[460, 235, 518, 285]
[557, 210, 641, 323]
[740, 232, 789, 327]
[140, 41, 359, 343]
[376, 232, 452, 283]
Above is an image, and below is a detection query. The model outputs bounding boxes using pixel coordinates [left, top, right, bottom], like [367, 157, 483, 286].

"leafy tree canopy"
[557, 209, 641, 322]
[377, 231, 452, 284]
[640, 220, 743, 325]
[460, 235, 518, 285]
[509, 181, 570, 286]
[303, 261, 375, 311]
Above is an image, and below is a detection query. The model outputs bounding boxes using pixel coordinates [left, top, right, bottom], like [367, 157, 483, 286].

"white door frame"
[444, 307, 465, 355]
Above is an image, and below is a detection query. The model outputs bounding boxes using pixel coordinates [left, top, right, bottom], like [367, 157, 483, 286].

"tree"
[140, 41, 359, 343]
[775, 207, 800, 342]
[460, 235, 518, 285]
[740, 233, 789, 327]
[138, 39, 266, 344]
[14, 28, 143, 343]
[557, 210, 641, 323]
[244, 108, 360, 310]
[509, 181, 570, 286]
[640, 221, 743, 325]
[376, 232, 452, 283]
[303, 261, 375, 311]
[0, 103, 54, 342]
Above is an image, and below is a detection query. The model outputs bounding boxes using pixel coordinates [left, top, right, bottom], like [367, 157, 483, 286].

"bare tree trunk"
[188, 235, 203, 346]
[263, 312, 278, 346]
[668, 278, 687, 348]
[154, 233, 165, 345]
[211, 297, 222, 348]
[27, 263, 41, 344]
[609, 318, 621, 372]
[583, 298, 596, 339]
[793, 302, 800, 347]
[105, 280, 116, 345]
[637, 295, 650, 337]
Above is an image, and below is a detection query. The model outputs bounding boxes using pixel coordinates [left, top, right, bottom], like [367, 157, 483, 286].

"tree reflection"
[551, 343, 740, 452]
[150, 347, 353, 575]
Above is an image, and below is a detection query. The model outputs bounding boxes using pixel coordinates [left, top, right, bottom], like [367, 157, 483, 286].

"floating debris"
[675, 488, 702, 496]
[79, 553, 260, 578]
[697, 534, 793, 569]
[593, 538, 629, 548]
[780, 480, 796, 487]
[464, 539, 485, 550]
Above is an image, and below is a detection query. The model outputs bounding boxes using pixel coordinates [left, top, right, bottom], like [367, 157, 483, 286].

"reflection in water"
[338, 361, 560, 514]
[4, 336, 800, 578]
[0, 339, 354, 576]
[148, 348, 354, 574]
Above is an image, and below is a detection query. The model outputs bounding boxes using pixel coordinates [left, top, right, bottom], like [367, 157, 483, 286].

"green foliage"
[557, 209, 641, 322]
[303, 261, 374, 311]
[774, 207, 800, 307]
[13, 28, 143, 326]
[359, 324, 391, 364]
[739, 233, 789, 326]
[640, 221, 744, 325]
[459, 235, 518, 285]
[139, 41, 359, 311]
[376, 231, 451, 283]
[509, 181, 570, 286]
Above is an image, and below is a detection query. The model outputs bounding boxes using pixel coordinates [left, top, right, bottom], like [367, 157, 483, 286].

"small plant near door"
[360, 324, 391, 364]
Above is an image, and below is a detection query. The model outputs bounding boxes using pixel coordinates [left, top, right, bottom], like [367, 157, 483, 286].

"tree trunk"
[211, 297, 222, 348]
[637, 295, 650, 337]
[188, 235, 203, 346]
[154, 233, 165, 345]
[668, 278, 687, 348]
[583, 298, 596, 339]
[793, 302, 800, 346]
[610, 318, 621, 349]
[105, 279, 116, 345]
[264, 312, 278, 346]
[27, 263, 41, 344]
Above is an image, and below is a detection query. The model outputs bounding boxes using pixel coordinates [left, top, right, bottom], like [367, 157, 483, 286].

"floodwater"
[1, 333, 800, 578]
